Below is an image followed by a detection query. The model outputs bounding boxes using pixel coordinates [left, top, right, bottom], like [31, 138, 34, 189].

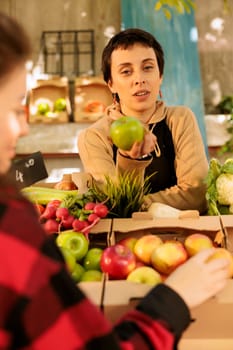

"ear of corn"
[21, 186, 79, 205]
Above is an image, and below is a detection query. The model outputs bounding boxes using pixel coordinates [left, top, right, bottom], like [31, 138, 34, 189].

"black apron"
[113, 119, 177, 193]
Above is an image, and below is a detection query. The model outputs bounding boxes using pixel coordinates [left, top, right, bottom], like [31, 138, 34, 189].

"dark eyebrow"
[117, 58, 156, 67]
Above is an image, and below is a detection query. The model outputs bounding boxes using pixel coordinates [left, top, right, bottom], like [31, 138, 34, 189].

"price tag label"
[9, 151, 48, 188]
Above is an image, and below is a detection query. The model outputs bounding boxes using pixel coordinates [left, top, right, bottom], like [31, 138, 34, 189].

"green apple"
[37, 102, 50, 115]
[59, 247, 76, 273]
[56, 231, 89, 262]
[126, 266, 162, 286]
[54, 98, 67, 112]
[110, 116, 144, 150]
[83, 247, 103, 271]
[71, 262, 85, 283]
[80, 270, 103, 282]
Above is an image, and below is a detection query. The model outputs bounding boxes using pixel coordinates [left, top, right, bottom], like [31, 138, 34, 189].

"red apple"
[100, 244, 136, 279]
[127, 266, 162, 286]
[151, 241, 188, 275]
[134, 234, 163, 265]
[184, 233, 213, 257]
[206, 247, 233, 278]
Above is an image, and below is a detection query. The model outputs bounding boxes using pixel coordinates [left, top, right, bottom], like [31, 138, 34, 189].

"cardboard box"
[110, 216, 223, 245]
[180, 280, 233, 350]
[29, 77, 71, 123]
[220, 215, 233, 254]
[103, 279, 233, 350]
[97, 216, 233, 349]
[74, 76, 112, 122]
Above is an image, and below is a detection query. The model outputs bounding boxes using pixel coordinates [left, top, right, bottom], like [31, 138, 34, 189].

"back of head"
[0, 12, 31, 195]
[0, 12, 31, 81]
[102, 28, 164, 83]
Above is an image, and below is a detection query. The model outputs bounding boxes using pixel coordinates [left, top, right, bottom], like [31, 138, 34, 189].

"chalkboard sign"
[9, 151, 48, 188]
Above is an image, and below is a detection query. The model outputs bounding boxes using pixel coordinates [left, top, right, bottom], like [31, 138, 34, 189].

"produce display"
[56, 230, 104, 283]
[21, 171, 233, 287]
[22, 185, 109, 283]
[34, 97, 67, 119]
[206, 157, 233, 215]
[22, 186, 109, 236]
[37, 97, 67, 114]
[100, 233, 233, 286]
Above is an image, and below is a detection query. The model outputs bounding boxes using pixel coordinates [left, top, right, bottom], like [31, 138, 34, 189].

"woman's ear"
[107, 80, 114, 93]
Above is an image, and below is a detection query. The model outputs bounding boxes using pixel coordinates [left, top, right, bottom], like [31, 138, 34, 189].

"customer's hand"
[165, 248, 230, 309]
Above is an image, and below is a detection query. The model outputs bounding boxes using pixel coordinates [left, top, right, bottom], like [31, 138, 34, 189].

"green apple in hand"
[56, 230, 89, 262]
[80, 270, 103, 282]
[110, 116, 144, 150]
[83, 247, 103, 271]
[127, 266, 162, 286]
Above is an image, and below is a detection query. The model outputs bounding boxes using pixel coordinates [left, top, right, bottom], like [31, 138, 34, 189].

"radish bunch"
[35, 199, 109, 236]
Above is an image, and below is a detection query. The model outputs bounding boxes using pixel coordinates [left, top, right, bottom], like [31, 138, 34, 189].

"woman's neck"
[121, 104, 157, 125]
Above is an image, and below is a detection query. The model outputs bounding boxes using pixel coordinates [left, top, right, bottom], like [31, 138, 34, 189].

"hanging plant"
[154, 0, 231, 20]
[154, 0, 195, 20]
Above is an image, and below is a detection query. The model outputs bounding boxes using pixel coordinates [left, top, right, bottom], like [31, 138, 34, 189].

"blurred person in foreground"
[78, 28, 209, 214]
[0, 13, 230, 350]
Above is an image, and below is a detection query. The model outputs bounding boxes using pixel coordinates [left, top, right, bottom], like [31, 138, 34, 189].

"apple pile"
[100, 233, 233, 285]
[34, 199, 109, 237]
[56, 229, 104, 283]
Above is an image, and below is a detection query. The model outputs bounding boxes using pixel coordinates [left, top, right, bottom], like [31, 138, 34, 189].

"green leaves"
[205, 158, 233, 215]
[154, 0, 195, 20]
[89, 171, 152, 218]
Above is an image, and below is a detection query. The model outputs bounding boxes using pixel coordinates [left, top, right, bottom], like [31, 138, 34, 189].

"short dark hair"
[0, 12, 31, 80]
[102, 28, 164, 83]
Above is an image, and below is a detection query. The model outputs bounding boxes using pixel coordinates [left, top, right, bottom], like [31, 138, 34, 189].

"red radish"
[40, 205, 57, 221]
[56, 207, 69, 220]
[93, 203, 108, 218]
[81, 216, 100, 240]
[61, 215, 75, 229]
[88, 213, 99, 223]
[84, 202, 96, 210]
[47, 199, 61, 208]
[72, 218, 89, 231]
[44, 219, 59, 234]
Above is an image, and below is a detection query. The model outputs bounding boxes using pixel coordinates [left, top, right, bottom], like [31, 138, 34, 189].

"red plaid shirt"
[0, 188, 191, 349]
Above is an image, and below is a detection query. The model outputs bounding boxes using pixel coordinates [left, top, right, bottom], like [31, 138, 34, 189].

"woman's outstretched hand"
[165, 248, 230, 309]
[119, 131, 157, 159]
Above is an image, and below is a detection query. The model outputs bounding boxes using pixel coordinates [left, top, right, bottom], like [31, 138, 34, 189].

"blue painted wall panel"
[121, 0, 207, 149]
